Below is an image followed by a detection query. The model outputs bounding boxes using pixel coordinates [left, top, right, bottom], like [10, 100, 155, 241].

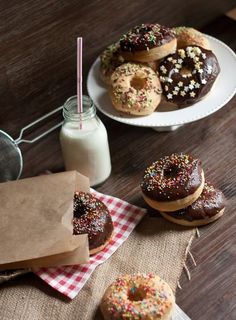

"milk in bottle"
[60, 95, 111, 186]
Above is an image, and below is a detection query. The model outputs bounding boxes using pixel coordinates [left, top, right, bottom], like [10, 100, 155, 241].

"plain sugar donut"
[174, 27, 210, 50]
[109, 62, 162, 115]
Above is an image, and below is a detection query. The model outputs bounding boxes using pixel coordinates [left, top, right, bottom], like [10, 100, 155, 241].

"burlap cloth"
[0, 214, 195, 320]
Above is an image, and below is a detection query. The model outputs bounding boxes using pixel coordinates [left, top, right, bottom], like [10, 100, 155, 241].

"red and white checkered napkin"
[35, 190, 146, 299]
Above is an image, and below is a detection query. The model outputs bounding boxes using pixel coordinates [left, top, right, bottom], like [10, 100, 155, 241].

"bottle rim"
[63, 95, 96, 121]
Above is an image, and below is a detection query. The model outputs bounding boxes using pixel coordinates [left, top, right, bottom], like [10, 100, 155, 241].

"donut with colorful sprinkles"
[140, 153, 205, 212]
[159, 46, 220, 106]
[160, 181, 226, 227]
[100, 42, 125, 85]
[119, 23, 177, 62]
[109, 62, 162, 115]
[100, 273, 175, 320]
[73, 192, 114, 255]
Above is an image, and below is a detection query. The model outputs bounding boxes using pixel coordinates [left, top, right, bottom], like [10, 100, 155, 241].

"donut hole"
[128, 287, 147, 301]
[74, 197, 87, 218]
[130, 76, 146, 90]
[180, 66, 193, 77]
[163, 164, 180, 178]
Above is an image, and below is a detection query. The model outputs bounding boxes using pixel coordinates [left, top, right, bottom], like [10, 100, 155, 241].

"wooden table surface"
[0, 1, 236, 319]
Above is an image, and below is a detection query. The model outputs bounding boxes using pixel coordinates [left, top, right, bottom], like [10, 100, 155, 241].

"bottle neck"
[63, 95, 96, 121]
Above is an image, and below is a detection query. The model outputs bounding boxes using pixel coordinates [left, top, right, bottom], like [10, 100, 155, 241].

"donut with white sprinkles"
[159, 46, 220, 106]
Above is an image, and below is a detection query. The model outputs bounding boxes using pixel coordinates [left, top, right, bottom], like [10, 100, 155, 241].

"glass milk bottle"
[60, 95, 111, 186]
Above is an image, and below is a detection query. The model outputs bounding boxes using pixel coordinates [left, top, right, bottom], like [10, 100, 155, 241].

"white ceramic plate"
[87, 35, 236, 128]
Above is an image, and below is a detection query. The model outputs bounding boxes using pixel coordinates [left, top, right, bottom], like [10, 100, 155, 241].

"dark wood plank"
[0, 1, 235, 319]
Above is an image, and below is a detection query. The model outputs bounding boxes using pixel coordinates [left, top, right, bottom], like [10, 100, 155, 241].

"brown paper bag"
[0, 171, 90, 270]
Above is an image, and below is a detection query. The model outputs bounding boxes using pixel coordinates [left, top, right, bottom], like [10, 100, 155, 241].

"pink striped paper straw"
[77, 37, 83, 116]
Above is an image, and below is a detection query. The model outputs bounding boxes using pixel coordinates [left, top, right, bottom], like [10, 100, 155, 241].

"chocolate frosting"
[73, 192, 113, 250]
[141, 153, 203, 201]
[120, 23, 176, 52]
[159, 46, 220, 105]
[165, 182, 225, 221]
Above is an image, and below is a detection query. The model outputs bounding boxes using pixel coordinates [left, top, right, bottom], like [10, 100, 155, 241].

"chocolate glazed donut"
[159, 46, 220, 106]
[141, 153, 205, 212]
[73, 192, 114, 255]
[119, 23, 177, 62]
[161, 182, 225, 226]
[120, 24, 176, 52]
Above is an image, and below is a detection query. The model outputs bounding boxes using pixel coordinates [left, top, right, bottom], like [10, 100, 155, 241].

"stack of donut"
[100, 23, 220, 115]
[140, 153, 225, 226]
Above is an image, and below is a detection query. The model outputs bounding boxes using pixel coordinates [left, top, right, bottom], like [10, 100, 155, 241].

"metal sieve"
[0, 106, 63, 183]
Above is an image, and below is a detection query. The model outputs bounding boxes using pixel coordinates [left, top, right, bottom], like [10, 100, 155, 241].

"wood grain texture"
[0, 1, 236, 319]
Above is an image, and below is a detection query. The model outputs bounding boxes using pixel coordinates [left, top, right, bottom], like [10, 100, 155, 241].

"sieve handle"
[15, 106, 63, 144]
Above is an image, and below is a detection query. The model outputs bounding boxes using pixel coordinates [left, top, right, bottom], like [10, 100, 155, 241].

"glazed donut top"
[110, 62, 162, 114]
[159, 46, 220, 105]
[167, 182, 225, 221]
[102, 273, 174, 319]
[73, 192, 113, 250]
[120, 23, 176, 52]
[141, 153, 203, 201]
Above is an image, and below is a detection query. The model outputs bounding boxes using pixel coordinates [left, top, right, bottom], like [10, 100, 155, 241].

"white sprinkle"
[201, 79, 207, 84]
[195, 83, 201, 88]
[202, 53, 206, 59]
[193, 47, 202, 55]
[167, 93, 173, 99]
[190, 80, 196, 85]
[207, 66, 212, 74]
[167, 57, 173, 62]
[198, 69, 203, 74]
[180, 91, 186, 96]
[189, 52, 196, 58]
[189, 84, 194, 90]
[178, 81, 184, 87]
[190, 92, 196, 97]
[167, 78, 173, 83]
[160, 65, 167, 74]
[178, 58, 183, 64]
[173, 91, 178, 95]
[184, 86, 189, 92]
[174, 68, 179, 73]
[174, 86, 180, 91]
